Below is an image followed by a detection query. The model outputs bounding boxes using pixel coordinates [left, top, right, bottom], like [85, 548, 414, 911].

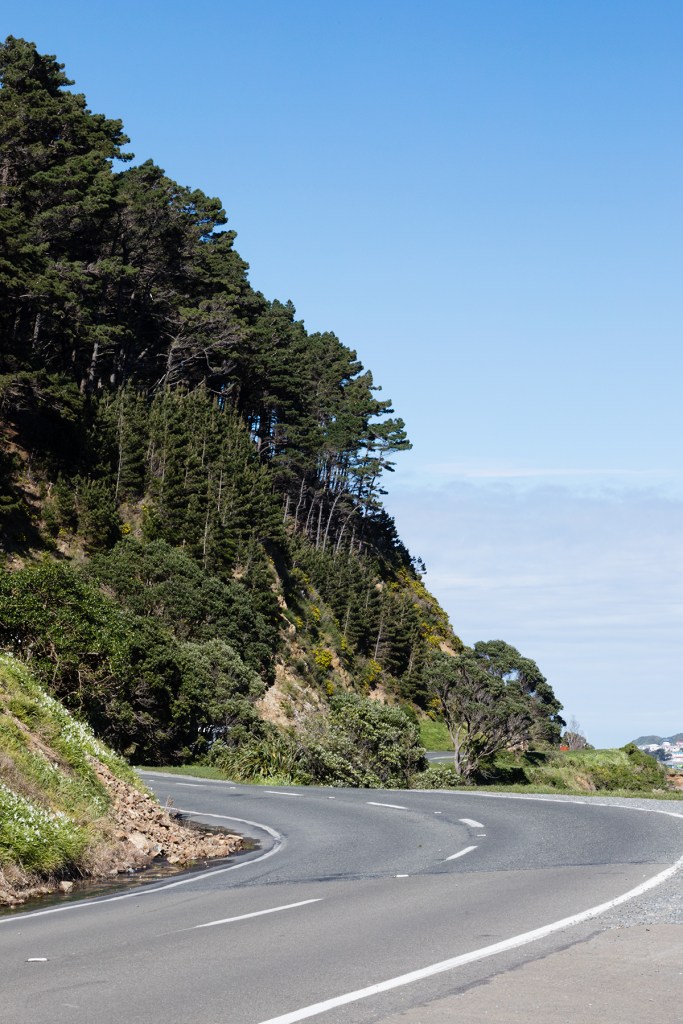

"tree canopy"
[426, 642, 563, 781]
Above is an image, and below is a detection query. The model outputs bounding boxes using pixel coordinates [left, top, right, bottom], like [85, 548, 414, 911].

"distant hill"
[633, 733, 683, 746]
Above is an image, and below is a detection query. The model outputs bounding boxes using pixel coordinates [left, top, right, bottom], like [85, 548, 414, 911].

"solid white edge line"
[195, 899, 322, 929]
[255, 851, 683, 1024]
[0, 813, 283, 925]
[367, 801, 408, 810]
[446, 845, 478, 861]
[138, 771, 238, 785]
[423, 789, 683, 820]
[459, 818, 485, 828]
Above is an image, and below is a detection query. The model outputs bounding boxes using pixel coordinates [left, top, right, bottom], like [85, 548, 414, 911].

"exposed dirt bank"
[0, 760, 241, 907]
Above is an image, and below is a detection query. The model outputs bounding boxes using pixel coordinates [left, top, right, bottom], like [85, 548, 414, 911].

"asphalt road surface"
[1, 775, 681, 1024]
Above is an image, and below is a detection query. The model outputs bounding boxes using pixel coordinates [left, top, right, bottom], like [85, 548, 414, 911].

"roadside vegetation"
[0, 655, 241, 906]
[142, 734, 679, 799]
[413, 742, 678, 797]
[0, 654, 135, 885]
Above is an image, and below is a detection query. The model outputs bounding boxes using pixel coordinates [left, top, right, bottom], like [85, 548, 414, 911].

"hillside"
[633, 733, 683, 746]
[0, 655, 241, 906]
[0, 36, 566, 787]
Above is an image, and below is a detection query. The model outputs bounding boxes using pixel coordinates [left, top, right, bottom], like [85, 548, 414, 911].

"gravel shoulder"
[477, 792, 683, 926]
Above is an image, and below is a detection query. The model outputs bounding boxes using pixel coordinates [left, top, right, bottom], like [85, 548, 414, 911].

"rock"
[58, 881, 73, 893]
[127, 831, 152, 853]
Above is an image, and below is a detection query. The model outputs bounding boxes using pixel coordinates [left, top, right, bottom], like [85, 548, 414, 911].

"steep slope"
[0, 655, 240, 906]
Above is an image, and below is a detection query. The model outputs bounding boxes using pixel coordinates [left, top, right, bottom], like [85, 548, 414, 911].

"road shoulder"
[379, 924, 683, 1023]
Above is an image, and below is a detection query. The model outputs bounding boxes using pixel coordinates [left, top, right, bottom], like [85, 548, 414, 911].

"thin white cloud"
[393, 463, 682, 498]
[384, 481, 683, 748]
[422, 466, 663, 479]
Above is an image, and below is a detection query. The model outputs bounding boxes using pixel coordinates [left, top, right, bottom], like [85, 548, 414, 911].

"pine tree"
[0, 36, 131, 385]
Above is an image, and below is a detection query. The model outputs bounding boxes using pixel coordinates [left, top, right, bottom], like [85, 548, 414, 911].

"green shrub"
[299, 693, 426, 788]
[411, 763, 466, 789]
[588, 744, 666, 791]
[519, 743, 668, 793]
[207, 732, 306, 785]
[207, 693, 427, 789]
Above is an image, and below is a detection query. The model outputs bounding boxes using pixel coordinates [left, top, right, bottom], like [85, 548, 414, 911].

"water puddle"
[0, 818, 258, 917]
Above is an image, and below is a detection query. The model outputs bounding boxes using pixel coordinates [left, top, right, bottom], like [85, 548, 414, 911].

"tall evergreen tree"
[0, 36, 131, 385]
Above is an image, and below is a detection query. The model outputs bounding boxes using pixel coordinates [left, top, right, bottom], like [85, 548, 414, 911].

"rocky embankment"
[0, 763, 241, 907]
[93, 763, 241, 870]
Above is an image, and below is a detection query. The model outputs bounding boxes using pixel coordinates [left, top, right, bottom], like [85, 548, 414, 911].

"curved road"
[1, 774, 681, 1024]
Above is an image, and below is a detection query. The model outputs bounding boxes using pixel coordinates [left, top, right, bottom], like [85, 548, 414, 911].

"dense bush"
[88, 539, 278, 677]
[206, 730, 305, 785]
[309, 693, 426, 787]
[0, 563, 267, 763]
[208, 693, 426, 788]
[411, 763, 466, 789]
[587, 744, 667, 791]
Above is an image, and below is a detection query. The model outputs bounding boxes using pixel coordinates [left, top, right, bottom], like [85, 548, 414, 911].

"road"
[1, 774, 681, 1024]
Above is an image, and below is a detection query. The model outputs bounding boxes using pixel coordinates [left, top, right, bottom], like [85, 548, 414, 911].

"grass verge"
[136, 764, 229, 781]
[419, 717, 453, 751]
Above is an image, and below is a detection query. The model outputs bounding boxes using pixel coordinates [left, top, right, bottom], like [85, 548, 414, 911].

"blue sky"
[5, 2, 682, 745]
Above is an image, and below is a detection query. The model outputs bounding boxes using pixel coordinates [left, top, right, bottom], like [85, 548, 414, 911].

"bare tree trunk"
[31, 312, 42, 354]
[216, 468, 224, 515]
[304, 495, 317, 538]
[322, 490, 344, 552]
[406, 646, 415, 677]
[81, 338, 99, 394]
[202, 478, 212, 568]
[334, 505, 361, 555]
[0, 160, 9, 206]
[315, 498, 324, 549]
[294, 476, 307, 528]
[114, 397, 125, 501]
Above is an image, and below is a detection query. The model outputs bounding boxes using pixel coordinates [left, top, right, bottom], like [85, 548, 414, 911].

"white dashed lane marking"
[195, 899, 322, 929]
[446, 845, 478, 861]
[367, 802, 408, 810]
